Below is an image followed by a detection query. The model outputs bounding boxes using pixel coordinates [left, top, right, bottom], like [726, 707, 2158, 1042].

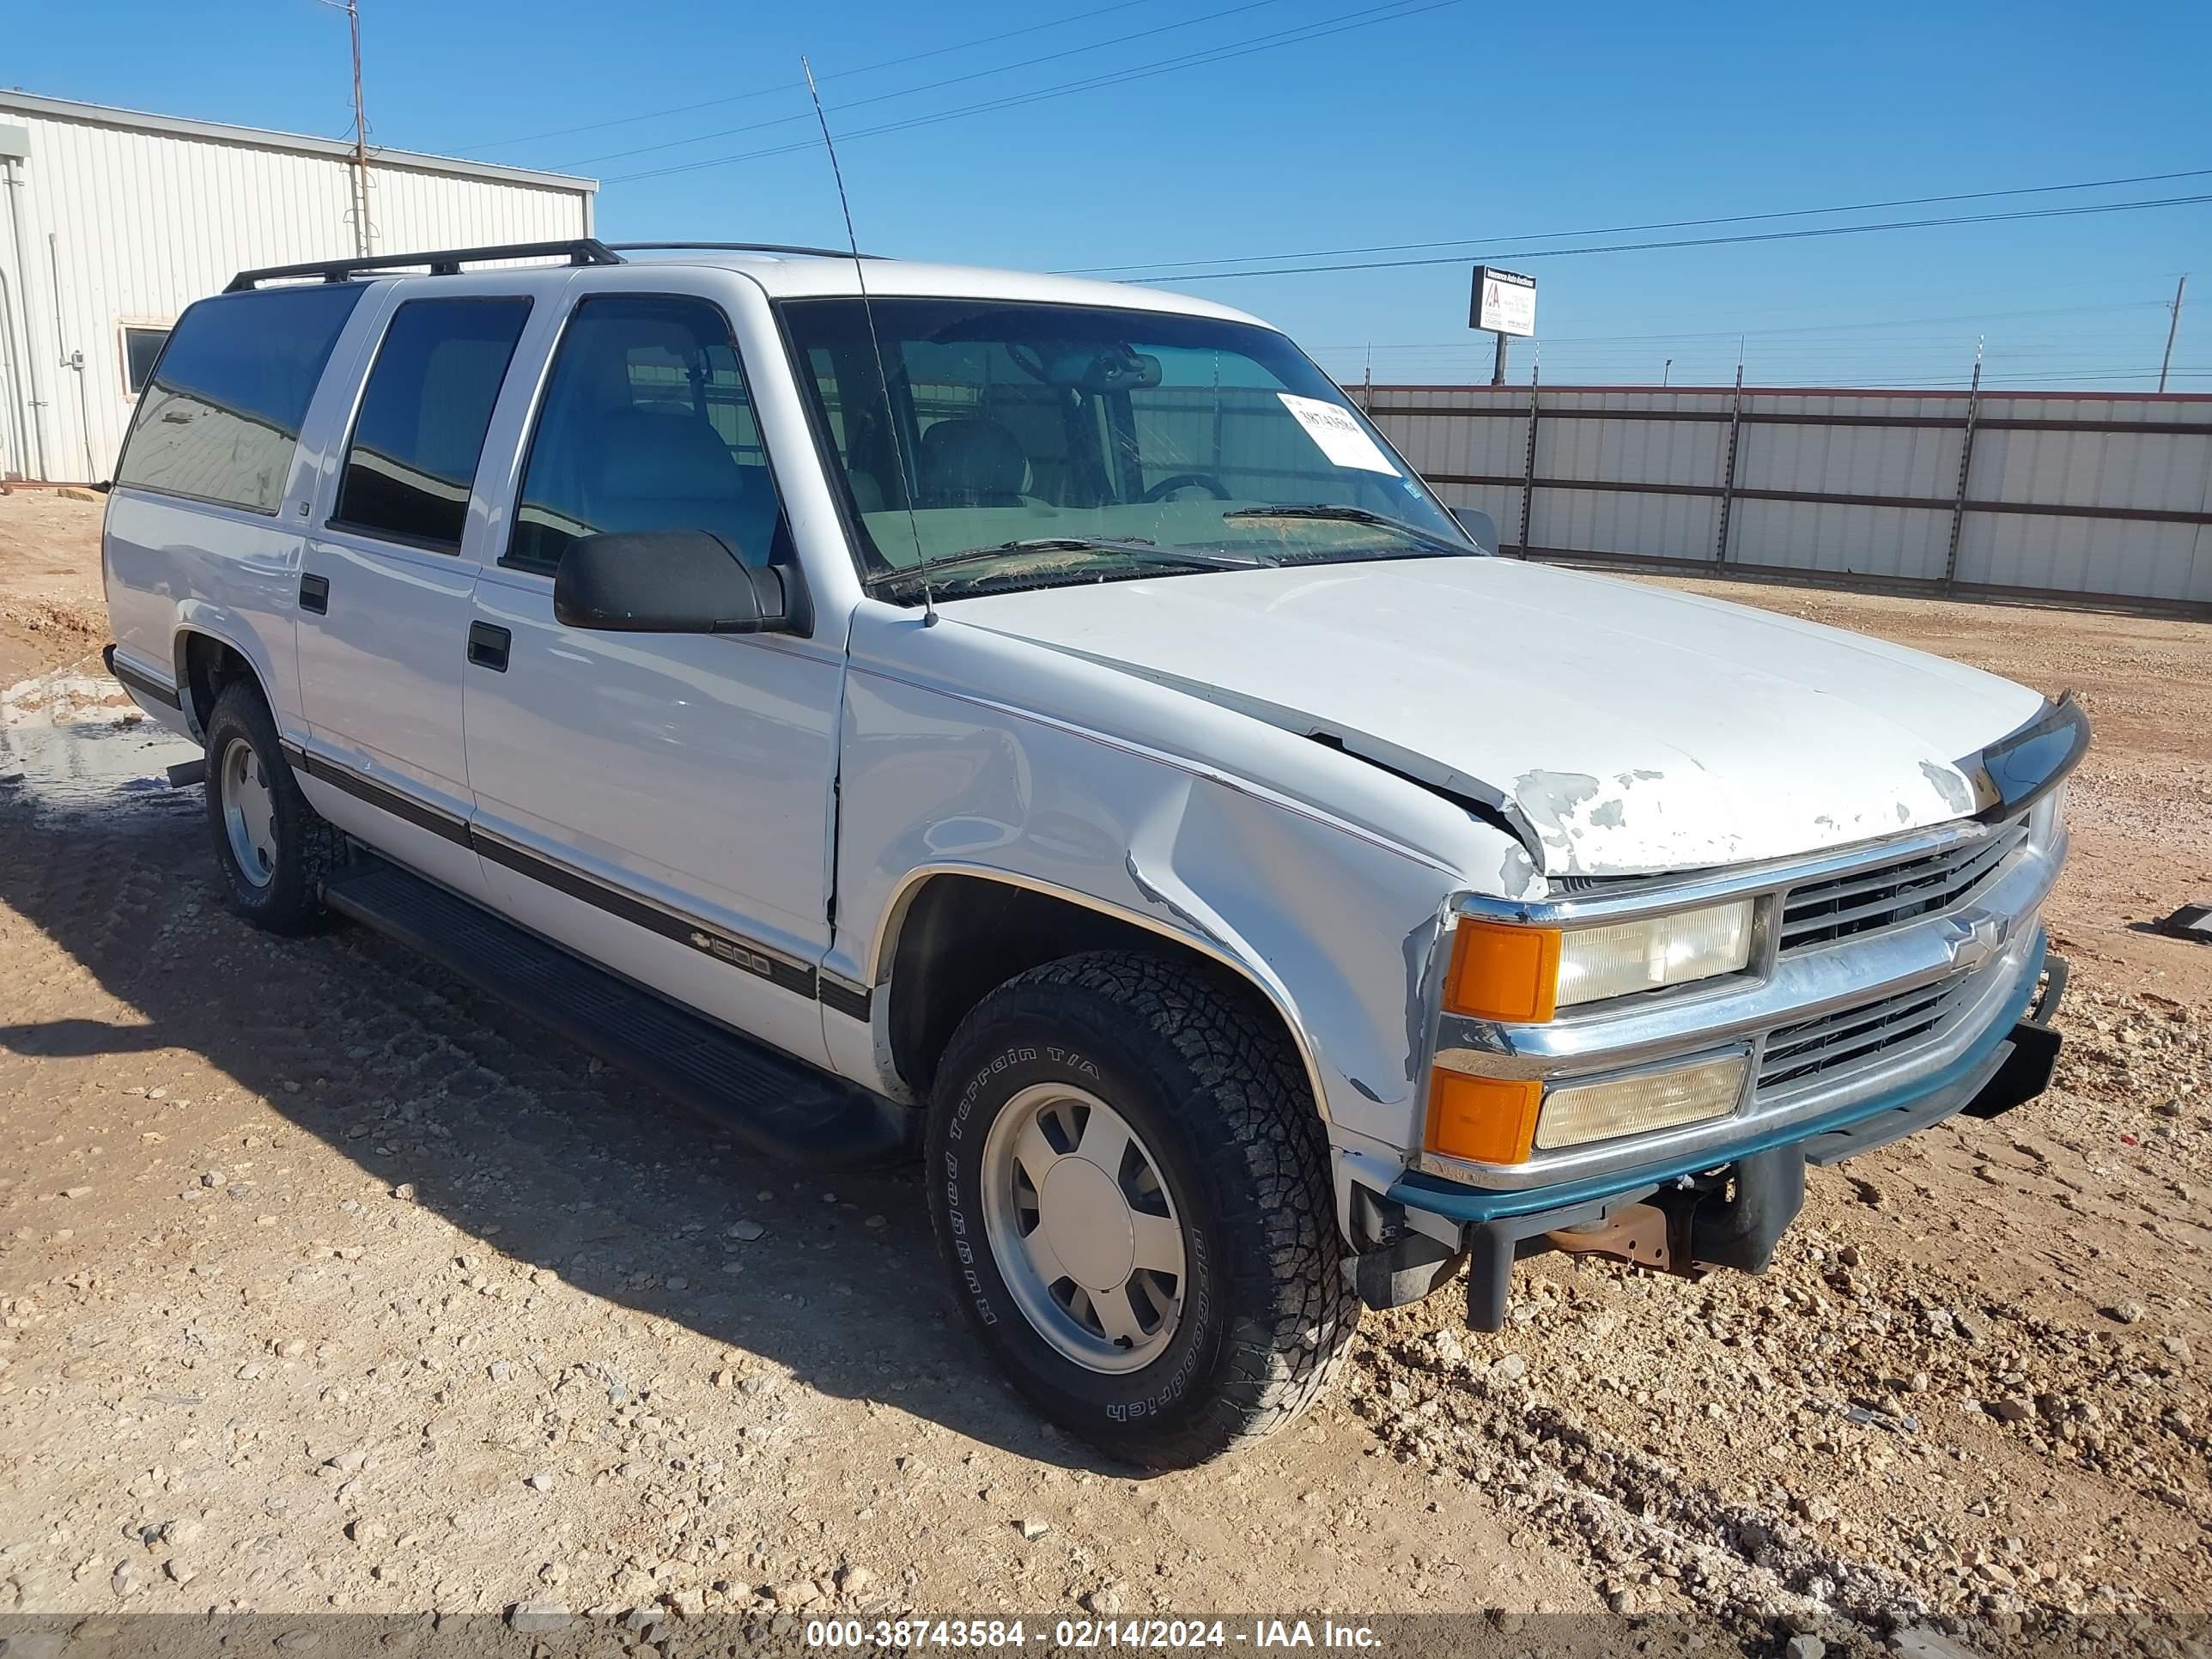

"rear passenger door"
[463, 288, 842, 1068]
[293, 289, 536, 902]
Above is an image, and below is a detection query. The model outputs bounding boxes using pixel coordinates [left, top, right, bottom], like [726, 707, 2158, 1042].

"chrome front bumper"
[1416, 809, 2066, 1196]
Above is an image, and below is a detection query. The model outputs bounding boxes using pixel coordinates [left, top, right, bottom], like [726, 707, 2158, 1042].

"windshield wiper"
[1220, 503, 1474, 556]
[868, 537, 1275, 599]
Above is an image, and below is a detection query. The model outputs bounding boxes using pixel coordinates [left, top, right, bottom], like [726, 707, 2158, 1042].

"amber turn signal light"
[1445, 919, 1562, 1022]
[1425, 1070, 1543, 1165]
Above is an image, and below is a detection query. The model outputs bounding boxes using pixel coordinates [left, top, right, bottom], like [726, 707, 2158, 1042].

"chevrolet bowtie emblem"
[1939, 913, 2008, 970]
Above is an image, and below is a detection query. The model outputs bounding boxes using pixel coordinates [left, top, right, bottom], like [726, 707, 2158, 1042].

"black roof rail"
[225, 238, 624, 293]
[602, 241, 884, 260]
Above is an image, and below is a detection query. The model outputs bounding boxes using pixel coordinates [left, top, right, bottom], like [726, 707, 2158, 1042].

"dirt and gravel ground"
[1, 495, 2207, 1656]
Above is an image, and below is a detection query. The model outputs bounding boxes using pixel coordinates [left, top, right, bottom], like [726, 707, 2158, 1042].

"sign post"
[1469, 265, 1536, 385]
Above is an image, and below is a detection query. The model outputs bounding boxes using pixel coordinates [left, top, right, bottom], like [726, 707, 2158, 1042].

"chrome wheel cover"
[219, 737, 278, 890]
[980, 1082, 1188, 1374]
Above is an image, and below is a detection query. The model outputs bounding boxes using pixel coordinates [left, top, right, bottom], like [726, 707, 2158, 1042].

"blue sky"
[13, 0, 2209, 388]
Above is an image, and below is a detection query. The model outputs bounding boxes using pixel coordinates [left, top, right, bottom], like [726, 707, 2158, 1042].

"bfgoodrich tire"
[927, 950, 1361, 1468]
[202, 681, 343, 935]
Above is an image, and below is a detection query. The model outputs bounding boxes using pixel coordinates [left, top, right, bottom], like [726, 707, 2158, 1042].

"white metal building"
[0, 90, 597, 483]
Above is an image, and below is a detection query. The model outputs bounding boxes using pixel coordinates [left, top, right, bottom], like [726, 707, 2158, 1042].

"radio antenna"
[802, 55, 935, 626]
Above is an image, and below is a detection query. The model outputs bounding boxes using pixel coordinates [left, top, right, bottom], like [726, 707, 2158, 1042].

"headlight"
[1554, 901, 1753, 1007]
[1445, 899, 1754, 1021]
[1533, 1053, 1747, 1150]
[1424, 1052, 1747, 1165]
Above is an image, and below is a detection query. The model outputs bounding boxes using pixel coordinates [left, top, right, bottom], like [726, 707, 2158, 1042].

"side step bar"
[321, 857, 915, 1170]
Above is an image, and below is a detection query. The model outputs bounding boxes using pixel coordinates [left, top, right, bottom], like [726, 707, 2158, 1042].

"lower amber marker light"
[1426, 1070, 1543, 1165]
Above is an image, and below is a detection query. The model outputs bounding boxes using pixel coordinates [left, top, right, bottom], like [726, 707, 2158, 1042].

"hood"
[948, 557, 2048, 878]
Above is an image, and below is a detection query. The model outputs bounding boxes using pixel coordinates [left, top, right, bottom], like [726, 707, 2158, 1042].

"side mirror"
[553, 531, 807, 636]
[1449, 506, 1498, 550]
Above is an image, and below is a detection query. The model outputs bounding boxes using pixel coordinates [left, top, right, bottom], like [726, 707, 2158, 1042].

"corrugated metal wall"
[1364, 384, 2212, 612]
[0, 101, 591, 481]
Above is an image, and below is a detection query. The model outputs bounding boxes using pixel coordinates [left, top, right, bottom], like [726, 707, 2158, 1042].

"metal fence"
[1359, 383, 2212, 616]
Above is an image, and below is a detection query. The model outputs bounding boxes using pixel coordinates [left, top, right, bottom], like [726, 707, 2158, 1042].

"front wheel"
[927, 951, 1361, 1468]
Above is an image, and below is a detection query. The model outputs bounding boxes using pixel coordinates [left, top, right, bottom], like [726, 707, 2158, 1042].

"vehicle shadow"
[0, 741, 1126, 1475]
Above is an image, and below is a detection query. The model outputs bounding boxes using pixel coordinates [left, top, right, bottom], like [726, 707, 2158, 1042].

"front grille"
[1778, 818, 2027, 955]
[1757, 972, 1978, 1095]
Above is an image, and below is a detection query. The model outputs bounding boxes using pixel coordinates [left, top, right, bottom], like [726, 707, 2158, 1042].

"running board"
[321, 858, 915, 1170]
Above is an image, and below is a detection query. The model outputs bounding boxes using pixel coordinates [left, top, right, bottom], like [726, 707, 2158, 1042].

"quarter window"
[113, 283, 365, 514]
[507, 295, 787, 573]
[334, 297, 532, 550]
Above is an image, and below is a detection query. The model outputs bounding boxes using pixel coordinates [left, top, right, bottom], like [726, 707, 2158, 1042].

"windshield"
[777, 297, 1480, 600]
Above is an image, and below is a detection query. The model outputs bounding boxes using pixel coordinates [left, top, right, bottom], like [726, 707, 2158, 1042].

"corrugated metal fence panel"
[1366, 386, 1524, 480]
[1534, 481, 1723, 565]
[3, 108, 588, 480]
[1358, 383, 2212, 611]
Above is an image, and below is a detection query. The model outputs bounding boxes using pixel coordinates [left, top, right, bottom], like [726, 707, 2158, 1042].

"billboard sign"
[1470, 266, 1536, 337]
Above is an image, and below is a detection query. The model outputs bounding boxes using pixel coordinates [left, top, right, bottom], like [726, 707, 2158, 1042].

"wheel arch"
[172, 623, 270, 741]
[870, 865, 1334, 1135]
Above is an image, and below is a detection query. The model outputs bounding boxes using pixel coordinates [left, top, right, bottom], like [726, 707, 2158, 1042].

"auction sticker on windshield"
[1275, 392, 1401, 475]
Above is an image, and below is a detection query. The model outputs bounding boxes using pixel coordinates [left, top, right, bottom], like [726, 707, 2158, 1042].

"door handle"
[299, 572, 330, 615]
[467, 621, 512, 672]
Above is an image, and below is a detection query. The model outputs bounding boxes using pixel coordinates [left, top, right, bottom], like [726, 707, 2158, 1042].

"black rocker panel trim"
[104, 645, 182, 708]
[471, 832, 817, 1000]
[288, 747, 828, 1004]
[817, 975, 874, 1022]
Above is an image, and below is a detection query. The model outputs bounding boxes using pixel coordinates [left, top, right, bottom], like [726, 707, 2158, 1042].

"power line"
[558, 0, 1299, 169]
[466, 0, 1163, 151]
[1066, 167, 2212, 276]
[605, 0, 1463, 184]
[1132, 193, 2212, 283]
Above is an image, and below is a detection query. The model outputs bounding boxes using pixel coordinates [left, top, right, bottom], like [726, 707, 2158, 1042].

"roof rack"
[225, 238, 623, 293]
[603, 241, 883, 260]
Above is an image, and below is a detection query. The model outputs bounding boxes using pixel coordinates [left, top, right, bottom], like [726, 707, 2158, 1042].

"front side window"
[113, 283, 365, 513]
[507, 295, 787, 574]
[780, 296, 1475, 602]
[333, 296, 532, 550]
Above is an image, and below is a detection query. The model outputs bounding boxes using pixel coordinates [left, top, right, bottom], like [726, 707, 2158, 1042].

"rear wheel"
[203, 681, 343, 935]
[927, 950, 1360, 1468]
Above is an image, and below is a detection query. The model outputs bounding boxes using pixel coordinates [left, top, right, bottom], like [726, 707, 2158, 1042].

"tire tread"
[935, 948, 1361, 1467]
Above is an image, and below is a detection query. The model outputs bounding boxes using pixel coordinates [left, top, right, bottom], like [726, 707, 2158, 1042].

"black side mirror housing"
[1449, 506, 1498, 551]
[553, 531, 808, 636]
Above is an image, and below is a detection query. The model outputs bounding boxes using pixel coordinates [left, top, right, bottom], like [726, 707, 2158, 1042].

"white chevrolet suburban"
[100, 239, 2084, 1468]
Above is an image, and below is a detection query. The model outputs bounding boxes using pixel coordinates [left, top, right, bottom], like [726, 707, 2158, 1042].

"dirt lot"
[1, 495, 2207, 1654]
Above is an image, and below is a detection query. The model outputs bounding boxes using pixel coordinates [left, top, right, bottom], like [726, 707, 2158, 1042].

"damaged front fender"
[823, 608, 1538, 1190]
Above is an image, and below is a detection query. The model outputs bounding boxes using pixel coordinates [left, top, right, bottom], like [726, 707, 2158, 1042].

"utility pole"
[1662, 358, 1673, 386]
[2158, 275, 2186, 393]
[337, 0, 372, 257]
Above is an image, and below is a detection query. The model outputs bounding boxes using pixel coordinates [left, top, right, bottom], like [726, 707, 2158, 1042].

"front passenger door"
[463, 292, 842, 1067]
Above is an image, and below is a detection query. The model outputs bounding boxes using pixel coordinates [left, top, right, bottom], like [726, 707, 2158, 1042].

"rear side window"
[113, 284, 365, 513]
[333, 297, 532, 550]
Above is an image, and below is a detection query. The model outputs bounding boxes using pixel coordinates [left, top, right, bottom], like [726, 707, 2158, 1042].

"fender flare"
[169, 617, 277, 739]
[866, 860, 1339, 1133]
